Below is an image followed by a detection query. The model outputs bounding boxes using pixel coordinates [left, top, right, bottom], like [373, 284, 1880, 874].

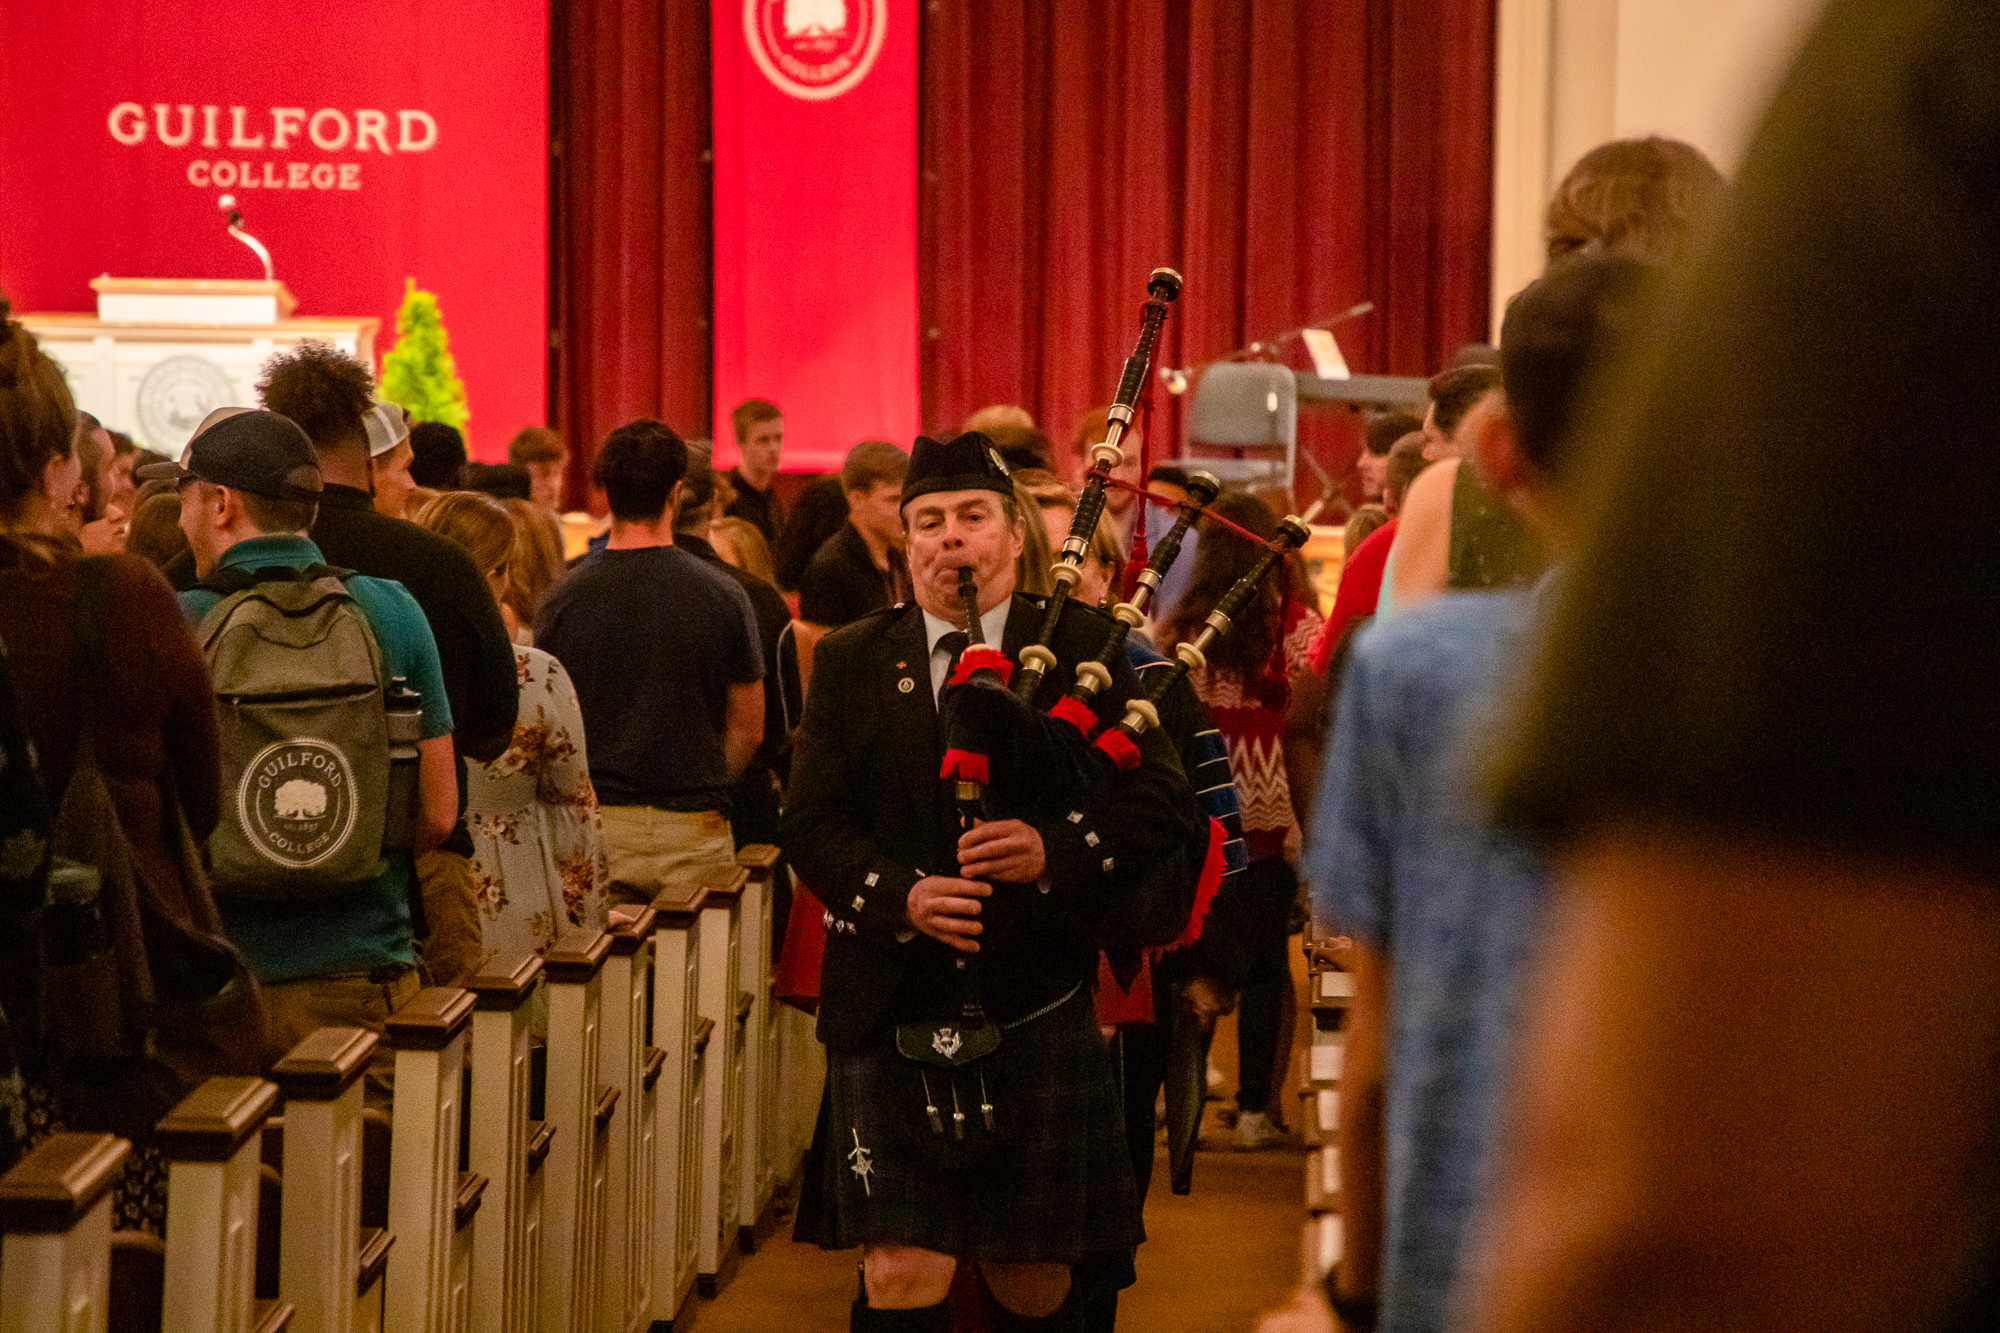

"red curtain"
[550, 0, 714, 508]
[921, 0, 1495, 481]
[552, 0, 1493, 497]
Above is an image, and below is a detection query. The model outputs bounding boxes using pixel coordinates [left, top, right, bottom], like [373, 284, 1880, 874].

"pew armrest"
[0, 1132, 130, 1232]
[251, 1298, 297, 1333]
[526, 1122, 555, 1176]
[453, 1172, 488, 1231]
[643, 1046, 667, 1092]
[735, 990, 755, 1023]
[692, 1018, 715, 1058]
[593, 1085, 621, 1134]
[357, 1228, 394, 1297]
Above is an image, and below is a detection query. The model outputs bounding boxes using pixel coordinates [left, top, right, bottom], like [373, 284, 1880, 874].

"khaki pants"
[417, 849, 486, 988]
[599, 805, 736, 907]
[260, 966, 423, 1105]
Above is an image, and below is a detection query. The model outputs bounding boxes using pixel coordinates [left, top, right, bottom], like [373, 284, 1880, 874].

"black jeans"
[1229, 857, 1298, 1114]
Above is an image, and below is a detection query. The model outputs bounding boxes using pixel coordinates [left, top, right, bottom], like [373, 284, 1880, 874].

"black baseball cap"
[135, 409, 324, 502]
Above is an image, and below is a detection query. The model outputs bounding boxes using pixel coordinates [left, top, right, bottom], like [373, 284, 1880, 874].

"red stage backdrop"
[711, 0, 919, 473]
[0, 0, 547, 459]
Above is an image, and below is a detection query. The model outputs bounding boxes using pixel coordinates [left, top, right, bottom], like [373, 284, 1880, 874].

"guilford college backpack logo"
[239, 738, 358, 869]
[745, 0, 886, 101]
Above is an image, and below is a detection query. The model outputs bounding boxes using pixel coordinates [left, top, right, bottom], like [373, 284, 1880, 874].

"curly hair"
[256, 340, 375, 451]
[0, 295, 78, 510]
[1545, 136, 1728, 269]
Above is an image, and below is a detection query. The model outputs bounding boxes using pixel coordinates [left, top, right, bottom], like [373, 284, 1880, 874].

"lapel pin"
[898, 677, 915, 693]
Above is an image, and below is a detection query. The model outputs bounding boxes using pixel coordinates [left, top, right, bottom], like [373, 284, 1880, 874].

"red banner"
[0, 0, 547, 459]
[712, 0, 919, 474]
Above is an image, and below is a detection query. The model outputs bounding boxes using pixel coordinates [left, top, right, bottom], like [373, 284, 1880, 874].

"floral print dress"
[465, 647, 609, 957]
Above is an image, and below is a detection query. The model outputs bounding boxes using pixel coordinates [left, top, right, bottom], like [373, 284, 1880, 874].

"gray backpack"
[196, 564, 390, 899]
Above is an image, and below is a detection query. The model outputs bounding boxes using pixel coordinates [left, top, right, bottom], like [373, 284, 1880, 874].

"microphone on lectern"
[217, 195, 275, 281]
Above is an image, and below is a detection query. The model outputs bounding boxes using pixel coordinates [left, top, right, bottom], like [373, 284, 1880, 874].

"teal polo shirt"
[181, 534, 454, 983]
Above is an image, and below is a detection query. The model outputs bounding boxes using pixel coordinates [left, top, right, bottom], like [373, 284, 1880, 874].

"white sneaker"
[1206, 1060, 1226, 1094]
[1236, 1110, 1284, 1148]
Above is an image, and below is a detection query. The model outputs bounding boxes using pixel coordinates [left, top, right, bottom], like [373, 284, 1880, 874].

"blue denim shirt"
[1307, 589, 1544, 1333]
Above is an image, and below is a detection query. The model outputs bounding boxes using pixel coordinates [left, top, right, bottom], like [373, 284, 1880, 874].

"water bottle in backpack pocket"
[198, 568, 393, 898]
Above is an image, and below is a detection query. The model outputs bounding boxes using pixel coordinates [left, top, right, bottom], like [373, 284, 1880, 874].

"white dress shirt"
[921, 601, 1011, 704]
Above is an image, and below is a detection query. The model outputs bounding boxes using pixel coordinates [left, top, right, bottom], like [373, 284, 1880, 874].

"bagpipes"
[938, 267, 1313, 826]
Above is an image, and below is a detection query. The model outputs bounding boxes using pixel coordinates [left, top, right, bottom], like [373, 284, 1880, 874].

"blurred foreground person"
[1464, 3, 2000, 1330]
[1275, 253, 1655, 1333]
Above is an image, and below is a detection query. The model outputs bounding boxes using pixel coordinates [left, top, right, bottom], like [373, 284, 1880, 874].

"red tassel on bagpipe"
[950, 645, 1014, 687]
[1049, 695, 1097, 736]
[1165, 816, 1229, 953]
[939, 747, 991, 784]
[1093, 727, 1143, 772]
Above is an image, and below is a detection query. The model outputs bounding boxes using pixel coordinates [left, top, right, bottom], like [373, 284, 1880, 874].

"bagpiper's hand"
[957, 819, 1046, 883]
[907, 876, 990, 953]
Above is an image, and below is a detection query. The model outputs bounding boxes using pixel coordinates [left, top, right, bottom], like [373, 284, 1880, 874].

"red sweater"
[1309, 518, 1397, 674]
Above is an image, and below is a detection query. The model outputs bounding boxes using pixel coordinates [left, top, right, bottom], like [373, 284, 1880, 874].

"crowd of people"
[5, 2, 1996, 1325]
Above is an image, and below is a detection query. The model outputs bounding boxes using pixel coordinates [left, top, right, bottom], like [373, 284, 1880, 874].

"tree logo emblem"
[239, 739, 357, 869]
[744, 0, 886, 101]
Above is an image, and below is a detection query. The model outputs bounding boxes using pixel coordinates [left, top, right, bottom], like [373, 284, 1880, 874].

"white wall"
[1491, 0, 1826, 333]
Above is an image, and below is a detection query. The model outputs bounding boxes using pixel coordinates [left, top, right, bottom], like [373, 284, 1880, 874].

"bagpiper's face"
[903, 488, 1023, 619]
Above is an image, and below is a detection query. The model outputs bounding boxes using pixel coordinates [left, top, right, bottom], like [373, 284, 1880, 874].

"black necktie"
[935, 630, 970, 692]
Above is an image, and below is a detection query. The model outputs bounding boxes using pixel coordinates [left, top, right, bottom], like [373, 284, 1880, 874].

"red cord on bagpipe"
[1104, 474, 1291, 553]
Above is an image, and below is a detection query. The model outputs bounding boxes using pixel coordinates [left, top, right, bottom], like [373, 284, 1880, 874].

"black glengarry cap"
[900, 431, 1014, 508]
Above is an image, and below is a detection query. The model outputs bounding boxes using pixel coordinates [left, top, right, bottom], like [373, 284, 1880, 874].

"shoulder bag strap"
[71, 557, 113, 769]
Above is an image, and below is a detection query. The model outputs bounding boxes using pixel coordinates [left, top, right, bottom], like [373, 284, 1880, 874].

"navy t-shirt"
[536, 544, 764, 806]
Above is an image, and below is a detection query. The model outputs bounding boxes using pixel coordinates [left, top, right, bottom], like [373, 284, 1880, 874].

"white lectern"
[19, 277, 379, 456]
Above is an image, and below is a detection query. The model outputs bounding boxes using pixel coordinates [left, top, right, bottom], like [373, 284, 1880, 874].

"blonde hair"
[711, 516, 777, 586]
[502, 497, 564, 626]
[414, 490, 515, 578]
[964, 404, 1034, 434]
[1012, 479, 1053, 597]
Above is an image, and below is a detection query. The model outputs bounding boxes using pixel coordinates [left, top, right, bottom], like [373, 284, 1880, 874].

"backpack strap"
[0, 628, 53, 916]
[194, 562, 352, 597]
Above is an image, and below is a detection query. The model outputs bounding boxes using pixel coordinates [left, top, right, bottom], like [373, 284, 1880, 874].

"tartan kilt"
[794, 986, 1144, 1267]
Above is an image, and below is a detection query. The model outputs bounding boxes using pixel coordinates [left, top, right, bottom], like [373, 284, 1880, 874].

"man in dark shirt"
[724, 397, 786, 544]
[255, 343, 519, 986]
[537, 419, 766, 901]
[797, 439, 910, 631]
[673, 440, 799, 849]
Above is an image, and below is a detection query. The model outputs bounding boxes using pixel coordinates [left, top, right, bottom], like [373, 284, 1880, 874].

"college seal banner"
[712, 0, 919, 472]
[0, 0, 548, 457]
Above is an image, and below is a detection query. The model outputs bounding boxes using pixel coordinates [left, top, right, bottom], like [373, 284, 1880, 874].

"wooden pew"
[600, 909, 656, 1333]
[463, 954, 544, 1333]
[382, 988, 478, 1333]
[269, 1027, 383, 1333]
[647, 870, 711, 1329]
[155, 1076, 291, 1333]
[689, 866, 745, 1296]
[732, 845, 780, 1251]
[0, 1131, 129, 1333]
[541, 931, 611, 1333]
[1302, 933, 1351, 1293]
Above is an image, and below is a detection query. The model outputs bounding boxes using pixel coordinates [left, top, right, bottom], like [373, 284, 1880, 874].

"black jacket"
[782, 594, 1209, 1050]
